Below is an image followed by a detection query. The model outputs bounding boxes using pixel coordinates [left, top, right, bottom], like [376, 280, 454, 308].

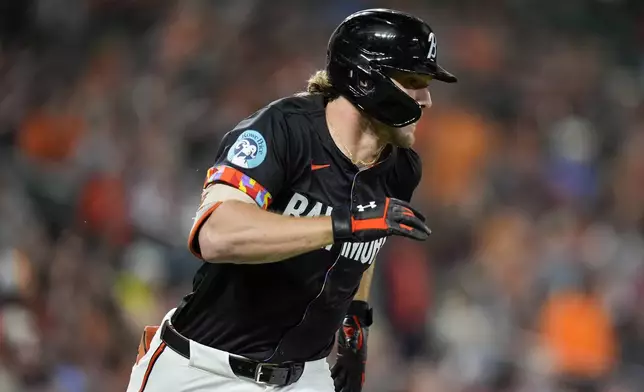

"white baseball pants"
[125, 309, 334, 392]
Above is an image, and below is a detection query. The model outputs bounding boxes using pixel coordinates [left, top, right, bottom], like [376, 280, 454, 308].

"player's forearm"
[353, 261, 376, 302]
[199, 200, 334, 264]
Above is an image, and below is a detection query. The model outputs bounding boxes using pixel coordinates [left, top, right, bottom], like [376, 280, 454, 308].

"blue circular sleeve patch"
[226, 130, 267, 169]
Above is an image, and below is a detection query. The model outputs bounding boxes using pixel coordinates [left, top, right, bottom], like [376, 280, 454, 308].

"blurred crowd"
[0, 0, 644, 391]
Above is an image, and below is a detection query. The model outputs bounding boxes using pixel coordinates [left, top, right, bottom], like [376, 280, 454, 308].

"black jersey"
[170, 93, 422, 363]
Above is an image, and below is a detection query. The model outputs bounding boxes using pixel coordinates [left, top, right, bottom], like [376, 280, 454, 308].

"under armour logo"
[427, 32, 437, 61]
[356, 201, 377, 212]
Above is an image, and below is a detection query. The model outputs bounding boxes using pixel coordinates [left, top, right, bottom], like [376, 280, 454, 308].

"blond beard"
[388, 126, 416, 148]
[368, 116, 416, 149]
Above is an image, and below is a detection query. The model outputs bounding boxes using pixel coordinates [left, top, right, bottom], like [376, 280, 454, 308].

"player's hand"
[332, 197, 430, 243]
[331, 301, 371, 392]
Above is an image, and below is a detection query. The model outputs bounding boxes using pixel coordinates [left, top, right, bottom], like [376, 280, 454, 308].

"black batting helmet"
[326, 8, 457, 128]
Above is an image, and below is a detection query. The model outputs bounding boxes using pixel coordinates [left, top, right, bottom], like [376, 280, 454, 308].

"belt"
[159, 321, 304, 387]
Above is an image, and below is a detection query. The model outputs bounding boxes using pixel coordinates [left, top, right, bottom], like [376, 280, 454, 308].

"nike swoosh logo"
[311, 164, 330, 171]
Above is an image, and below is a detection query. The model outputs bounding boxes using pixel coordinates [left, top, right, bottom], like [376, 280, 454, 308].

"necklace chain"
[328, 123, 385, 167]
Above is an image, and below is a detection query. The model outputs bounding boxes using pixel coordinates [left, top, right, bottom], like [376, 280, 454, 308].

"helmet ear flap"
[355, 73, 375, 94]
[327, 56, 421, 128]
[346, 66, 377, 97]
[359, 68, 422, 127]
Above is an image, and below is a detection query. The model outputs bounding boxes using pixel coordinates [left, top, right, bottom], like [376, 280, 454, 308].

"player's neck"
[325, 98, 388, 167]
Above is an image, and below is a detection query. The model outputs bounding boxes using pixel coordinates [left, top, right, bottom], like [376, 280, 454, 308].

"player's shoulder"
[389, 147, 422, 201]
[266, 93, 326, 118]
[229, 94, 324, 135]
[395, 147, 422, 178]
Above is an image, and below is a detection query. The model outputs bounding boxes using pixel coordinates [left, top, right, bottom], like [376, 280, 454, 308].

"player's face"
[378, 72, 432, 148]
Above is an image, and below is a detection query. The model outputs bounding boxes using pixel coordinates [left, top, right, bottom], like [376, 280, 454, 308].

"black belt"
[160, 321, 304, 387]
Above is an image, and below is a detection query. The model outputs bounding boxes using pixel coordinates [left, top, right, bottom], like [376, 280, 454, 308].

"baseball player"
[126, 8, 457, 392]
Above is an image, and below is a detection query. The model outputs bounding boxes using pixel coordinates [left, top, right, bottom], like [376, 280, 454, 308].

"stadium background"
[1, 0, 644, 391]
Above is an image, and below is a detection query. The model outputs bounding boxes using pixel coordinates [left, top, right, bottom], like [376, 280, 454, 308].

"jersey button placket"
[352, 174, 360, 205]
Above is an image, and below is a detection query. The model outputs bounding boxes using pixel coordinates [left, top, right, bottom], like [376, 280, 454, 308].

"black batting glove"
[332, 197, 430, 243]
[331, 301, 372, 392]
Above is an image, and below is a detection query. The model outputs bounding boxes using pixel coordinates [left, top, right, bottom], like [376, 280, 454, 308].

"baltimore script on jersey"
[283, 192, 386, 265]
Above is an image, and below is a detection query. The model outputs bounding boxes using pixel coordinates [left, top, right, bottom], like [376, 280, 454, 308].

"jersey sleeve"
[203, 106, 290, 208]
[188, 105, 293, 259]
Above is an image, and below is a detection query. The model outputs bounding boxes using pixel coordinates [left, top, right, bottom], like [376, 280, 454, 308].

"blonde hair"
[301, 70, 339, 100]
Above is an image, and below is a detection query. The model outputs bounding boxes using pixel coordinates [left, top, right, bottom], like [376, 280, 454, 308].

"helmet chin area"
[351, 69, 422, 128]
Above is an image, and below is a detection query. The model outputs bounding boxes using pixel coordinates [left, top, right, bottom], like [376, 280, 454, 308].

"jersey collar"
[310, 95, 397, 174]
